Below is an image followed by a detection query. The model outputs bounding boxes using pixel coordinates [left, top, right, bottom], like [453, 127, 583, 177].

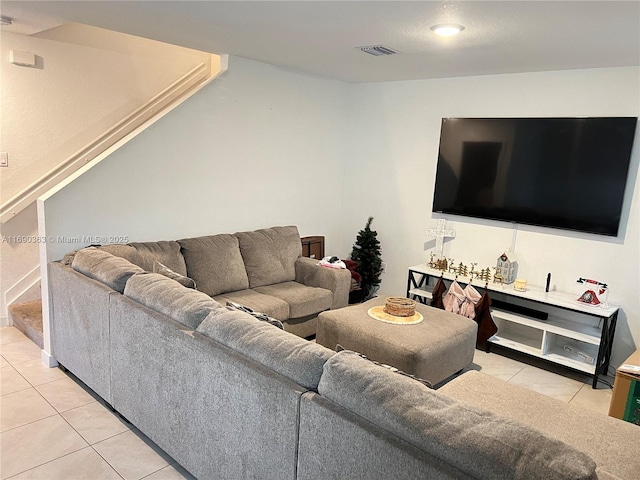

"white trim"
[4, 265, 40, 309]
[38, 199, 53, 364]
[41, 348, 58, 368]
[0, 315, 8, 328]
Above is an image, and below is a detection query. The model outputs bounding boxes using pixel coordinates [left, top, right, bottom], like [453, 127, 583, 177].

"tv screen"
[432, 117, 638, 236]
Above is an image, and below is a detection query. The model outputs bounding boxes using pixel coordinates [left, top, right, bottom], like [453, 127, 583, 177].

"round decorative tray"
[367, 306, 424, 325]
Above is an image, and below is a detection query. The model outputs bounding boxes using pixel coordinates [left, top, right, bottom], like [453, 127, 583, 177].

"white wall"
[342, 67, 640, 368]
[40, 60, 639, 369]
[0, 28, 211, 323]
[0, 29, 210, 203]
[42, 55, 349, 261]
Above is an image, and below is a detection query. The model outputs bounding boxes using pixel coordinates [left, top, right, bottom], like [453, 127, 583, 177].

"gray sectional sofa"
[68, 226, 350, 338]
[48, 226, 640, 480]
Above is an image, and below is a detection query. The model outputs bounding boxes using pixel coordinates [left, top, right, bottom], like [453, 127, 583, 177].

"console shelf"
[407, 264, 619, 388]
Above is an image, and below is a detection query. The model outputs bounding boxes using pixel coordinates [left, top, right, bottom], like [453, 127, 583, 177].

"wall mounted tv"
[432, 117, 638, 236]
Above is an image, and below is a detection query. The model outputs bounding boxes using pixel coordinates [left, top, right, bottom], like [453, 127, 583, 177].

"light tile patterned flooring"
[461, 347, 615, 411]
[1, 326, 615, 479]
[0, 327, 194, 480]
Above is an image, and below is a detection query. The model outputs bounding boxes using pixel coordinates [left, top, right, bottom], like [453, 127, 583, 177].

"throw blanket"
[318, 256, 347, 269]
[343, 259, 362, 284]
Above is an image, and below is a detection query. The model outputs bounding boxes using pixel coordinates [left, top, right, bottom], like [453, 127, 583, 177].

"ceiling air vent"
[358, 45, 400, 56]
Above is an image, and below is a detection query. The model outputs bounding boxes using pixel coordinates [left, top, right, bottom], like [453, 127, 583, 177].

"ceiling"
[1, 1, 639, 83]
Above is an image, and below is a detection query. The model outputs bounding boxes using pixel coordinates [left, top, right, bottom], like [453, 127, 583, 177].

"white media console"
[407, 264, 618, 388]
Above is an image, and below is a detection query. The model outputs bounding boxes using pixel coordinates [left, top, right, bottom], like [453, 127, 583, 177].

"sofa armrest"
[295, 257, 350, 310]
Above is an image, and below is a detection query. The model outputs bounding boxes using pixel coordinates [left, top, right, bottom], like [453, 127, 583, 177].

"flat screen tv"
[432, 117, 638, 236]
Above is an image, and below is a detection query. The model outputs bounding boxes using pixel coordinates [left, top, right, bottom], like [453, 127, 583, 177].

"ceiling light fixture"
[430, 24, 465, 37]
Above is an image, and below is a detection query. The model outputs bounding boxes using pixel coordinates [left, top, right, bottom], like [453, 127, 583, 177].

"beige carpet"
[8, 300, 43, 349]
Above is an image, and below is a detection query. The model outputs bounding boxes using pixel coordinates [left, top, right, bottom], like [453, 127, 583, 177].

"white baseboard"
[41, 349, 58, 368]
[0, 315, 9, 327]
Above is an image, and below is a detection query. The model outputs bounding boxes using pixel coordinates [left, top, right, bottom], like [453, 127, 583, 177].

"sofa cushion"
[318, 351, 597, 480]
[335, 344, 432, 389]
[60, 250, 77, 266]
[213, 290, 289, 320]
[97, 244, 143, 267]
[439, 370, 640, 480]
[235, 226, 302, 288]
[124, 273, 221, 330]
[72, 247, 144, 293]
[254, 282, 332, 318]
[178, 234, 249, 297]
[196, 309, 334, 390]
[129, 241, 187, 276]
[153, 261, 196, 289]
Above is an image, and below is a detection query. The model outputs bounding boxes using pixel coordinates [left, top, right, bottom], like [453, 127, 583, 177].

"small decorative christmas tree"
[350, 217, 383, 301]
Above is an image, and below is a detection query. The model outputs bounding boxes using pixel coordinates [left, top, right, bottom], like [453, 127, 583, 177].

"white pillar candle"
[514, 279, 527, 292]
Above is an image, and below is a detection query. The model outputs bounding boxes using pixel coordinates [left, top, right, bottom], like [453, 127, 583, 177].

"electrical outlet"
[0, 152, 7, 167]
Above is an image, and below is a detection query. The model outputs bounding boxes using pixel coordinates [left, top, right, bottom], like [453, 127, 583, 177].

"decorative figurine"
[457, 262, 467, 277]
[492, 267, 504, 285]
[434, 258, 448, 272]
[469, 262, 478, 279]
[479, 268, 492, 283]
[428, 252, 436, 269]
[448, 259, 457, 274]
[496, 249, 518, 284]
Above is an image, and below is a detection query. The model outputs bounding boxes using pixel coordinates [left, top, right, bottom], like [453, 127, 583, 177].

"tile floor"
[459, 346, 615, 412]
[1, 326, 615, 479]
[1, 327, 194, 480]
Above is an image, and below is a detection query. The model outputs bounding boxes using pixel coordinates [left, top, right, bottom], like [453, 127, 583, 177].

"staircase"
[8, 300, 43, 349]
[0, 54, 227, 357]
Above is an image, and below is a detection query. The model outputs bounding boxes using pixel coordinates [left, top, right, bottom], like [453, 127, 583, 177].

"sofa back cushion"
[128, 241, 187, 276]
[72, 247, 144, 293]
[318, 351, 597, 480]
[178, 234, 249, 297]
[97, 244, 143, 266]
[197, 309, 334, 390]
[235, 226, 302, 288]
[62, 244, 142, 268]
[124, 273, 221, 330]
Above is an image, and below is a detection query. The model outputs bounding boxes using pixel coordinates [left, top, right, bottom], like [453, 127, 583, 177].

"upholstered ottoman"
[316, 297, 477, 385]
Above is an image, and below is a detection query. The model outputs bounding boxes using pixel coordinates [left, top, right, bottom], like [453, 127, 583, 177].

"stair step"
[8, 300, 43, 349]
